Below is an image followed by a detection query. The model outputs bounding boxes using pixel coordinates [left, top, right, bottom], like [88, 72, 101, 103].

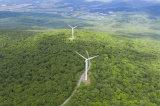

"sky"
[86, 0, 112, 2]
[1, 0, 160, 4]
[85, 0, 160, 2]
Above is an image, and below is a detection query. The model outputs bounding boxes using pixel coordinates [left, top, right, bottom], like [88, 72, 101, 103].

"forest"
[0, 29, 160, 106]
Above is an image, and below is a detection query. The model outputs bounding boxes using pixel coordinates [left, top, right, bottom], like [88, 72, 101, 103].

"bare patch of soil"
[82, 75, 90, 84]
[69, 37, 74, 40]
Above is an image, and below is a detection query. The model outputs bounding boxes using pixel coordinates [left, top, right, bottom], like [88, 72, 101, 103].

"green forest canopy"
[0, 29, 160, 106]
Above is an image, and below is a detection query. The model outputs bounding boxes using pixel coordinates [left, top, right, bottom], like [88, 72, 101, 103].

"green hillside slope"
[0, 29, 160, 106]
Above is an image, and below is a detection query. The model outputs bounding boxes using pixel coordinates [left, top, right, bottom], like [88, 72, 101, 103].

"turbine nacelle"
[85, 59, 87, 62]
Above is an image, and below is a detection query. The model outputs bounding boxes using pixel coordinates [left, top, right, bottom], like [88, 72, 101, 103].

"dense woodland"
[0, 29, 160, 106]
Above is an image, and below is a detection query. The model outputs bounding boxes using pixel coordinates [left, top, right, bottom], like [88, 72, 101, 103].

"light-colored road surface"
[61, 72, 85, 106]
[61, 61, 91, 106]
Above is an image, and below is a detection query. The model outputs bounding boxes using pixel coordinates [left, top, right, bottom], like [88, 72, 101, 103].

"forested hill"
[0, 29, 160, 106]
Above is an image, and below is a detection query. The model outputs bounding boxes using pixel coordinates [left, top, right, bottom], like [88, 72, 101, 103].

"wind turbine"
[68, 24, 78, 39]
[75, 50, 99, 80]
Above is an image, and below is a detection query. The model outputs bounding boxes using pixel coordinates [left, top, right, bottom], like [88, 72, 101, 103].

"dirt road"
[61, 72, 85, 106]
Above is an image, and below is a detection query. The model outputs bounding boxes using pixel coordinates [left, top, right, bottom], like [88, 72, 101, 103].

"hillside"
[0, 29, 160, 106]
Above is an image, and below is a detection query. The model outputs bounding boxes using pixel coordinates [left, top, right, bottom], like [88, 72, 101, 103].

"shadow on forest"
[118, 32, 160, 40]
[126, 47, 157, 62]
[67, 38, 158, 64]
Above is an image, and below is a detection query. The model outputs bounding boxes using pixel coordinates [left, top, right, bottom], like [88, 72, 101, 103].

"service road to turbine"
[61, 72, 85, 106]
[61, 51, 98, 106]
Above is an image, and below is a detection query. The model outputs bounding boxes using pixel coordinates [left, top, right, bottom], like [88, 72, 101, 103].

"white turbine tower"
[68, 24, 78, 39]
[75, 50, 99, 80]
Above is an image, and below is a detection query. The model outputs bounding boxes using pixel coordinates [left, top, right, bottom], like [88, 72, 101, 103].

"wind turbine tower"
[68, 24, 78, 39]
[75, 50, 99, 80]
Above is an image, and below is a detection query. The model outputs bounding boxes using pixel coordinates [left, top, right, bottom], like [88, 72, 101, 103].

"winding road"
[61, 57, 91, 106]
[61, 72, 85, 106]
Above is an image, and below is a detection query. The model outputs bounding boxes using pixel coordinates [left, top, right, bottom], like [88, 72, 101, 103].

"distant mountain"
[0, 0, 59, 7]
[0, 0, 37, 5]
[52, 0, 160, 14]
[0, 0, 160, 15]
[145, 4, 160, 16]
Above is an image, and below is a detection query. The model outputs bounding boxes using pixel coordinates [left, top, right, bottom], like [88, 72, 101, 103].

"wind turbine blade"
[75, 51, 87, 59]
[88, 55, 99, 60]
[73, 25, 78, 29]
[86, 50, 89, 59]
[86, 50, 90, 70]
[68, 24, 72, 28]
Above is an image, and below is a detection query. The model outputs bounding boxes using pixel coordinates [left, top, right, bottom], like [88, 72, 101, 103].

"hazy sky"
[1, 0, 160, 4]
[86, 0, 112, 2]
[143, 0, 160, 2]
[85, 0, 160, 2]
